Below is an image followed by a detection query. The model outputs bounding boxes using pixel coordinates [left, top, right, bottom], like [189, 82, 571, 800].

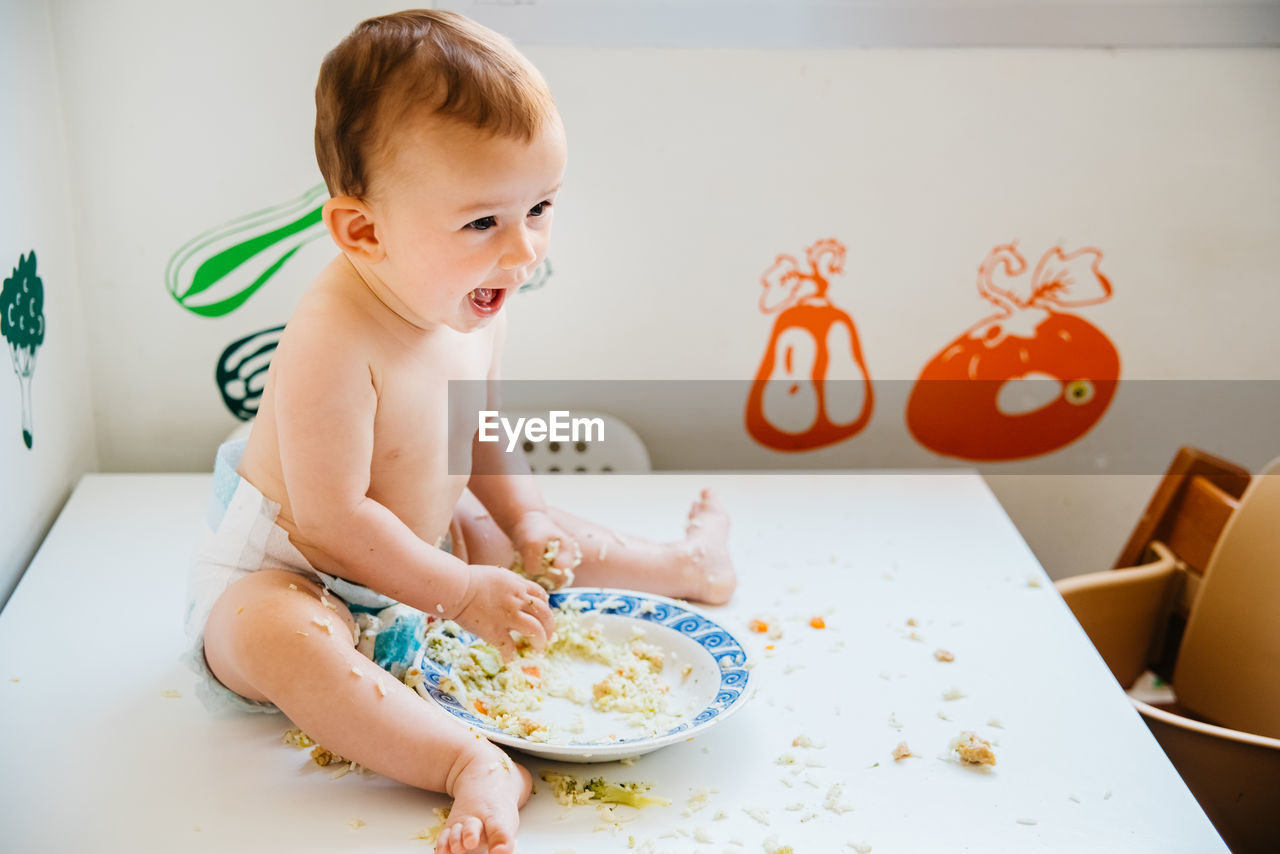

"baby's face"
[366, 113, 567, 333]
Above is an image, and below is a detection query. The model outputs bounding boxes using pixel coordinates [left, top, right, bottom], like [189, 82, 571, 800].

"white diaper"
[182, 439, 431, 714]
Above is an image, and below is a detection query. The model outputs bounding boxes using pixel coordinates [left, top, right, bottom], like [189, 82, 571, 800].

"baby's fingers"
[523, 586, 556, 639]
[513, 608, 552, 652]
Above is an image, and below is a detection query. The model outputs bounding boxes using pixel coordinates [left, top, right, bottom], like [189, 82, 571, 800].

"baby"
[183, 10, 735, 854]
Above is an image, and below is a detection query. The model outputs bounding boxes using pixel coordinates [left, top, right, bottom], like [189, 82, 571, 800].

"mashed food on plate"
[420, 602, 678, 743]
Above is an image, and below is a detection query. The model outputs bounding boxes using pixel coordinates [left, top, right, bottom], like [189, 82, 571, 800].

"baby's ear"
[323, 197, 383, 262]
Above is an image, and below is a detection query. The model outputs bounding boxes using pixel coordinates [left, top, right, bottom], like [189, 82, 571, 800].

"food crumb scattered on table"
[950, 731, 997, 766]
[892, 741, 915, 761]
[933, 649, 955, 662]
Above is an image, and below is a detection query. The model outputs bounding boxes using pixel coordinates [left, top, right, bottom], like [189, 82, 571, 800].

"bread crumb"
[288, 583, 297, 590]
[742, 806, 770, 826]
[892, 742, 914, 761]
[942, 687, 967, 701]
[347, 818, 365, 830]
[322, 596, 338, 611]
[282, 728, 315, 748]
[350, 666, 363, 678]
[906, 617, 918, 627]
[160, 689, 181, 699]
[295, 630, 309, 637]
[310, 745, 343, 766]
[950, 732, 997, 766]
[934, 649, 955, 662]
[312, 616, 334, 634]
[693, 826, 713, 843]
[1026, 576, 1043, 588]
[792, 734, 824, 749]
[987, 716, 1006, 728]
[848, 843, 872, 853]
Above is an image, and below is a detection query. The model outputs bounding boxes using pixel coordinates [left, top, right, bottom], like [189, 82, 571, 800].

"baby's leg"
[203, 570, 529, 854]
[455, 488, 736, 604]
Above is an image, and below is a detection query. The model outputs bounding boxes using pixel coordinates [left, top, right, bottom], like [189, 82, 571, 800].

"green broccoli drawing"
[2, 251, 45, 449]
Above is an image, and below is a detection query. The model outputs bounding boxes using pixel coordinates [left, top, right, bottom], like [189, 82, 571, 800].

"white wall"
[38, 0, 1280, 581]
[0, 0, 99, 609]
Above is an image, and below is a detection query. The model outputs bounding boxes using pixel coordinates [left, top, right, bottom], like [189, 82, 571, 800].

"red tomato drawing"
[906, 243, 1120, 461]
[746, 239, 873, 451]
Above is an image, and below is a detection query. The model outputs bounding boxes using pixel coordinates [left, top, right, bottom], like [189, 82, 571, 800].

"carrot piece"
[749, 619, 769, 633]
[521, 664, 541, 678]
[809, 616, 826, 629]
[473, 699, 489, 715]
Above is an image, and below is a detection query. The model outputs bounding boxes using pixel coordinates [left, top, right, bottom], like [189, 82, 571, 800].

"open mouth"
[467, 286, 507, 316]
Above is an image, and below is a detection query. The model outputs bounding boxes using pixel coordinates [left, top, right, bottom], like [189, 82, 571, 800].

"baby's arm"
[272, 322, 552, 653]
[466, 319, 582, 586]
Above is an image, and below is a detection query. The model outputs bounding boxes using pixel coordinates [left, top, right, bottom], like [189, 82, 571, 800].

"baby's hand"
[453, 565, 555, 660]
[511, 510, 582, 591]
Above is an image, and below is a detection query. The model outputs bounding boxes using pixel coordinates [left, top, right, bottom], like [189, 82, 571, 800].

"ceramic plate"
[413, 588, 752, 763]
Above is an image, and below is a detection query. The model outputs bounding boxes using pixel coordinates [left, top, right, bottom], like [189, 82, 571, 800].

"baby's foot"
[682, 489, 736, 604]
[436, 751, 531, 854]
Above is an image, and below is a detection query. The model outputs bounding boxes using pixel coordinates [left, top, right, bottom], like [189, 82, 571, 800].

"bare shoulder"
[277, 257, 383, 364]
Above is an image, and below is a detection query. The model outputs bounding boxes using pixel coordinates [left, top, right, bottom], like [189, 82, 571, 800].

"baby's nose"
[499, 225, 538, 271]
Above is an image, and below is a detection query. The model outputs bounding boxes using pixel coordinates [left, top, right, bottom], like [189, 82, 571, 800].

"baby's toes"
[459, 817, 483, 851]
[485, 822, 517, 854]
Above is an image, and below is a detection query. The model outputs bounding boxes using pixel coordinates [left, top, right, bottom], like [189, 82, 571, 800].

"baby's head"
[315, 10, 565, 331]
[315, 9, 557, 200]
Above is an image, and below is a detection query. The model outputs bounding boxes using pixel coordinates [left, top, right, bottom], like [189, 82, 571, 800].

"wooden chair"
[1056, 451, 1280, 853]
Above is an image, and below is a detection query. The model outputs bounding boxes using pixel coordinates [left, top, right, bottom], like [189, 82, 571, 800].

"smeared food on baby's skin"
[509, 539, 577, 590]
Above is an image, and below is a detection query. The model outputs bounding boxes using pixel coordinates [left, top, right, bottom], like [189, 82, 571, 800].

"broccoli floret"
[540, 771, 593, 805]
[584, 777, 671, 808]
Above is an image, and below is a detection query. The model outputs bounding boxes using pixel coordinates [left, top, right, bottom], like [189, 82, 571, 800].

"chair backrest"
[1116, 446, 1250, 573]
[1173, 457, 1280, 740]
[513, 411, 651, 473]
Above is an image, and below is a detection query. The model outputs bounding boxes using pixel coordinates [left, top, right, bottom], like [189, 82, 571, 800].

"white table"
[0, 472, 1227, 853]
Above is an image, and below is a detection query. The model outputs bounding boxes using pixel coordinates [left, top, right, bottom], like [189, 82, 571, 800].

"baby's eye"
[465, 216, 497, 231]
[529, 201, 552, 217]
